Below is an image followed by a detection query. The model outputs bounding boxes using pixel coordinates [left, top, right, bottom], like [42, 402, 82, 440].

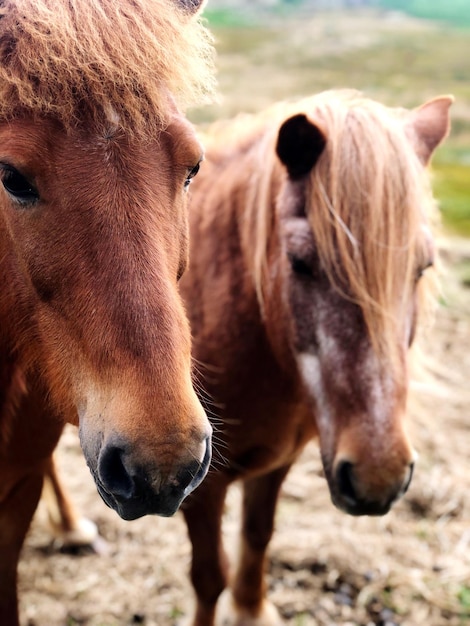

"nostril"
[336, 460, 358, 506]
[201, 433, 212, 466]
[401, 462, 415, 495]
[98, 444, 134, 499]
[177, 434, 212, 495]
[176, 460, 201, 493]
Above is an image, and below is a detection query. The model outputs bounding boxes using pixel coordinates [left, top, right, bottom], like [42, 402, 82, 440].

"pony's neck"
[230, 130, 296, 371]
[235, 129, 283, 307]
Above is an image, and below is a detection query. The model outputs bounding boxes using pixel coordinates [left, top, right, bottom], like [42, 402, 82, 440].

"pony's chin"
[95, 482, 185, 520]
[330, 493, 393, 517]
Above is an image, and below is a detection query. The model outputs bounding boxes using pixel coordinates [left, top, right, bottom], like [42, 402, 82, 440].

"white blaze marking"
[297, 352, 334, 450]
[298, 340, 399, 461]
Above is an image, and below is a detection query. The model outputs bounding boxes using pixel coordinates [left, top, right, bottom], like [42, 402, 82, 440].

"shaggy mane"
[216, 91, 439, 368]
[0, 0, 215, 135]
[302, 92, 438, 364]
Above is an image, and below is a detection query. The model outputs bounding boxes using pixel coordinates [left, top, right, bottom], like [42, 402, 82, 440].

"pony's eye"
[288, 253, 313, 277]
[1, 165, 39, 205]
[184, 162, 200, 189]
[416, 260, 434, 281]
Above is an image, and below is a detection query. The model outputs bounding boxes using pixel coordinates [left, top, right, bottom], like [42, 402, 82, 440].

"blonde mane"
[0, 0, 215, 135]
[227, 91, 438, 366]
[305, 93, 438, 361]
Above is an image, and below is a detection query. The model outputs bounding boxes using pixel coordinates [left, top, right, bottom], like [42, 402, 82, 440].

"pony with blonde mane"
[177, 90, 452, 625]
[0, 1, 214, 624]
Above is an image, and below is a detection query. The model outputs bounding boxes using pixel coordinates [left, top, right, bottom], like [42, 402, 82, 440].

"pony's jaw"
[297, 350, 415, 516]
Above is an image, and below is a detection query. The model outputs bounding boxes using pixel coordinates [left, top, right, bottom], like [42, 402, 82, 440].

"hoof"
[61, 516, 98, 546]
[215, 589, 283, 626]
[53, 517, 108, 555]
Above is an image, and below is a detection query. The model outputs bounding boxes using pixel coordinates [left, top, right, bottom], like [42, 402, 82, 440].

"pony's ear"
[174, 0, 206, 15]
[276, 114, 326, 179]
[408, 95, 453, 165]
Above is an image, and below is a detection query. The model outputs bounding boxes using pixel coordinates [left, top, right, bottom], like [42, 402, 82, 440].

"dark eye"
[288, 253, 313, 277]
[184, 162, 200, 189]
[1, 165, 39, 205]
[416, 259, 434, 281]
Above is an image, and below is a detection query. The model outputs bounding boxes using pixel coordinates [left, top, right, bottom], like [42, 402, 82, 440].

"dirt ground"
[18, 236, 470, 626]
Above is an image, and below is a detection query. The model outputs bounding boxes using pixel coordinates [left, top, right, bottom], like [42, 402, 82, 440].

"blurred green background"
[190, 0, 470, 238]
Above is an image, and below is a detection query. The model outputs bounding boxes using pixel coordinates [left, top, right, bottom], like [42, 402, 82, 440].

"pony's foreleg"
[42, 455, 98, 549]
[217, 466, 291, 626]
[0, 469, 44, 626]
[182, 478, 229, 626]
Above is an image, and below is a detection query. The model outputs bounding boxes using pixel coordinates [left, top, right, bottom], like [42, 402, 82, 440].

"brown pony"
[0, 0, 215, 623]
[178, 91, 452, 625]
